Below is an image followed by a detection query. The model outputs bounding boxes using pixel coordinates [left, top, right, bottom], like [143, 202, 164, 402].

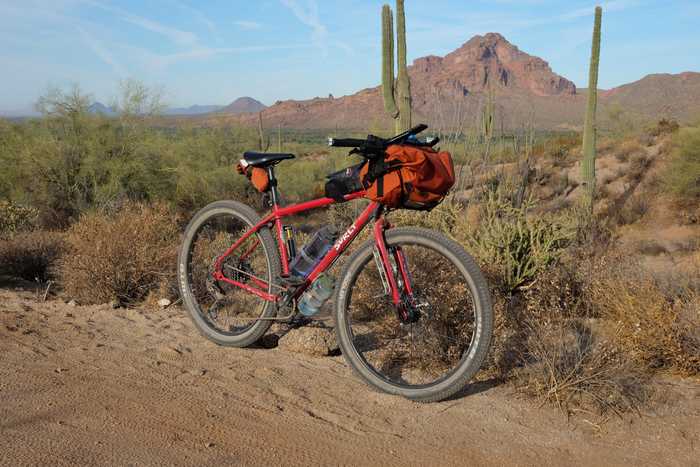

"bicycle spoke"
[187, 213, 271, 336]
[346, 241, 477, 387]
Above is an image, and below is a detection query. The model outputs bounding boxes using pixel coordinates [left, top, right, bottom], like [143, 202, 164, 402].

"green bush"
[0, 201, 38, 238]
[664, 126, 700, 201]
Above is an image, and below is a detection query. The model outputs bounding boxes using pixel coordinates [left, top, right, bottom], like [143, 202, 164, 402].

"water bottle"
[298, 274, 335, 316]
[290, 226, 338, 278]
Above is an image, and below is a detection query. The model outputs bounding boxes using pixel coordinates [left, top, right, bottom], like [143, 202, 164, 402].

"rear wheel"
[177, 200, 281, 347]
[334, 227, 493, 402]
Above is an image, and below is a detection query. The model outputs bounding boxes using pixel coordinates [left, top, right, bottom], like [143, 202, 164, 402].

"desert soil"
[1, 287, 698, 467]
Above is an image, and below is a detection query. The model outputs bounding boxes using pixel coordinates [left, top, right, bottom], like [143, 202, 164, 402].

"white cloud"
[234, 20, 262, 30]
[560, 0, 641, 21]
[77, 26, 127, 76]
[173, 1, 217, 33]
[280, 0, 328, 51]
[122, 44, 315, 70]
[85, 0, 198, 46]
[279, 0, 353, 54]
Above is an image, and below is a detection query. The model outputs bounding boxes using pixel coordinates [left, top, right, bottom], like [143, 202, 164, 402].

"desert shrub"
[615, 193, 650, 225]
[589, 263, 700, 375]
[523, 263, 587, 321]
[613, 139, 644, 163]
[388, 200, 463, 234]
[664, 125, 700, 201]
[485, 258, 585, 377]
[544, 134, 579, 165]
[58, 202, 179, 305]
[0, 231, 64, 282]
[0, 201, 38, 238]
[514, 318, 649, 416]
[674, 294, 700, 373]
[497, 256, 652, 416]
[633, 239, 667, 256]
[627, 152, 652, 184]
[456, 190, 575, 293]
[646, 118, 680, 138]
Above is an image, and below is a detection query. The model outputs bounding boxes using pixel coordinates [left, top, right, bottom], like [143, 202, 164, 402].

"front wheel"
[334, 227, 493, 402]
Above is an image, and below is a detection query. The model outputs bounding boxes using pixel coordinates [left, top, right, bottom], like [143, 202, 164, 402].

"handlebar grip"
[410, 124, 428, 135]
[328, 137, 367, 148]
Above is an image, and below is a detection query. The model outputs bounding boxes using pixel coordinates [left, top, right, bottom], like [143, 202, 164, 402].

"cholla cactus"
[381, 0, 412, 133]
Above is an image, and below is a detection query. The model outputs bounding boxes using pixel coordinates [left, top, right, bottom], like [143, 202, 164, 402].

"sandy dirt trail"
[1, 288, 698, 466]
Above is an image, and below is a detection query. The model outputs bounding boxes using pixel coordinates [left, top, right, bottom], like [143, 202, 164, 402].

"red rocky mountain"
[200, 33, 698, 130]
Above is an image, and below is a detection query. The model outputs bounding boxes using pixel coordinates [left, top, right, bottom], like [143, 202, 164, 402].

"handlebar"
[328, 124, 437, 157]
[327, 137, 366, 148]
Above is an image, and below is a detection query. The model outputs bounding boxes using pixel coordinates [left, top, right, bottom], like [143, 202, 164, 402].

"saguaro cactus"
[581, 6, 602, 211]
[381, 0, 412, 133]
[481, 86, 495, 141]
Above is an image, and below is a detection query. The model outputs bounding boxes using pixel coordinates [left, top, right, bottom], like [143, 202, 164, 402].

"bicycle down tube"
[212, 195, 394, 303]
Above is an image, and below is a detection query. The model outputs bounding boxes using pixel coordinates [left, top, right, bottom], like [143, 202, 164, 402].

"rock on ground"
[277, 326, 338, 357]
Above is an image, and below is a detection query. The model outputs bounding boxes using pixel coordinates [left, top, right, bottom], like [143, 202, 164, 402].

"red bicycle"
[178, 125, 493, 402]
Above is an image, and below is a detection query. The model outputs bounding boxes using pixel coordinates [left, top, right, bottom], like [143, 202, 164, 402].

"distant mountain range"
[85, 97, 267, 117]
[3, 34, 699, 129]
[88, 102, 117, 116]
[195, 33, 700, 130]
[163, 104, 223, 116]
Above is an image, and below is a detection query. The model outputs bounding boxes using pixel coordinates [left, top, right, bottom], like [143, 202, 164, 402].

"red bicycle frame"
[211, 181, 412, 309]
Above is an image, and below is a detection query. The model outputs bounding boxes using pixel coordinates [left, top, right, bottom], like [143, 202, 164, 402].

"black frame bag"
[324, 162, 365, 201]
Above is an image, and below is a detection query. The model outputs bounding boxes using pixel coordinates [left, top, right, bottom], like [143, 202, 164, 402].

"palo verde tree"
[581, 6, 602, 213]
[381, 0, 412, 133]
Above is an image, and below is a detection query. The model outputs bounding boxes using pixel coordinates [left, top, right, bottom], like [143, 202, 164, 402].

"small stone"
[277, 326, 338, 357]
[67, 300, 77, 307]
[157, 298, 172, 308]
[205, 442, 215, 448]
[108, 299, 120, 309]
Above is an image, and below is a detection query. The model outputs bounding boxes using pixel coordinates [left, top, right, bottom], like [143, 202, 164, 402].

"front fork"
[372, 217, 417, 323]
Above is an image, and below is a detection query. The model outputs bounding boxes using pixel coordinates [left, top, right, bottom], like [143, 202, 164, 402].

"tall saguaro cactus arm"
[395, 0, 412, 131]
[381, 1, 412, 132]
[581, 6, 602, 207]
[381, 5, 398, 118]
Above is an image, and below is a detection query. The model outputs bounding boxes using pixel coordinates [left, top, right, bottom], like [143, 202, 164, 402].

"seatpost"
[267, 166, 280, 208]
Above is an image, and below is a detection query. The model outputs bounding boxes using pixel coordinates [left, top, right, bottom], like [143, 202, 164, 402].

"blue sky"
[1, 0, 699, 112]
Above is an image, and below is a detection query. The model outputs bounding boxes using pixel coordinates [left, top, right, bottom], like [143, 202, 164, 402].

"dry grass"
[514, 318, 649, 417]
[613, 140, 644, 163]
[616, 193, 650, 225]
[589, 262, 700, 375]
[58, 202, 179, 306]
[0, 231, 64, 282]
